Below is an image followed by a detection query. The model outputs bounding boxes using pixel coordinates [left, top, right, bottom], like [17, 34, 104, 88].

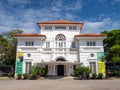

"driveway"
[0, 79, 120, 90]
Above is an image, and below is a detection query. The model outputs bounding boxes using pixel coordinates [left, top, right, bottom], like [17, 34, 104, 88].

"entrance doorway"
[57, 65, 64, 76]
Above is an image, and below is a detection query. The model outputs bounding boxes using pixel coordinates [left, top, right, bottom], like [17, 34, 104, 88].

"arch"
[55, 34, 66, 41]
[55, 56, 66, 61]
[55, 34, 66, 48]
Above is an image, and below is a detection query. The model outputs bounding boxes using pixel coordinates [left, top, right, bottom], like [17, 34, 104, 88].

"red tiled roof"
[12, 33, 46, 37]
[75, 33, 107, 37]
[37, 20, 83, 24]
[37, 20, 84, 30]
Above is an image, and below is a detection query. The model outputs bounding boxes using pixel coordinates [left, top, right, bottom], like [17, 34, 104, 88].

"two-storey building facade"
[13, 20, 106, 76]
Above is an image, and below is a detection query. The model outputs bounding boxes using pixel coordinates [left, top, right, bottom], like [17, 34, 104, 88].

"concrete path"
[0, 79, 120, 90]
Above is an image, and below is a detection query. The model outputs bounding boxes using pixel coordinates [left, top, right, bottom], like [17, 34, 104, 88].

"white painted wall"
[15, 24, 105, 75]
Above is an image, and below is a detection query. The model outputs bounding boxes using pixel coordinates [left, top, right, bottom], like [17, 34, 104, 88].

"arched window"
[55, 34, 66, 48]
[55, 34, 66, 41]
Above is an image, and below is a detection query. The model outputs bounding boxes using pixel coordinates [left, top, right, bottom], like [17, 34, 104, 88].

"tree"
[0, 35, 8, 65]
[101, 30, 120, 72]
[1, 30, 23, 67]
[110, 45, 120, 71]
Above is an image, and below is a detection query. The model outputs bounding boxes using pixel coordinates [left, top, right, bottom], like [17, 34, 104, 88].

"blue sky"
[0, 0, 120, 34]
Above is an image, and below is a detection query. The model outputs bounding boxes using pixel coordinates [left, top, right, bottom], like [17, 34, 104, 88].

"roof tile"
[12, 33, 46, 37]
[37, 20, 83, 30]
[75, 33, 107, 37]
[37, 20, 83, 24]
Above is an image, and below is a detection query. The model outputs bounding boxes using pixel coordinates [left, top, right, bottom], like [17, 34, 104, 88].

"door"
[90, 62, 96, 73]
[57, 65, 64, 76]
[25, 62, 31, 74]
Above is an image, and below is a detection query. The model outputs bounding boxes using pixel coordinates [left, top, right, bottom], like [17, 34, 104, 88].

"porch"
[37, 61, 82, 76]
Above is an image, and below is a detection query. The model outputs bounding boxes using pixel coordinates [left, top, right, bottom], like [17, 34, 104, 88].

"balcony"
[69, 48, 77, 53]
[17, 46, 41, 52]
[42, 48, 52, 52]
[80, 46, 104, 52]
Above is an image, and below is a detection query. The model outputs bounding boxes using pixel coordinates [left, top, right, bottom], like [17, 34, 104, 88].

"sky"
[0, 0, 120, 34]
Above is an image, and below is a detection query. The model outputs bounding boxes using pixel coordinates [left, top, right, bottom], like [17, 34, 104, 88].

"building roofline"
[37, 20, 84, 31]
[12, 33, 46, 37]
[37, 20, 83, 24]
[75, 33, 107, 37]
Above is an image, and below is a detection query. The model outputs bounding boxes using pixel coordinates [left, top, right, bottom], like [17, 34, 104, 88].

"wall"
[78, 37, 105, 74]
[15, 24, 105, 75]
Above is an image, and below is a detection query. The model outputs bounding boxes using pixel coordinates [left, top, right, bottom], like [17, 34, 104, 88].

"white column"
[51, 65, 53, 75]
[67, 65, 70, 75]
[53, 65, 55, 75]
[64, 65, 66, 75]
[55, 65, 57, 75]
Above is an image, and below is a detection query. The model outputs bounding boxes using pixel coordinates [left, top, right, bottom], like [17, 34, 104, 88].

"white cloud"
[113, 0, 120, 2]
[8, 0, 31, 5]
[65, 13, 77, 20]
[111, 0, 120, 5]
[83, 21, 104, 33]
[0, 0, 83, 34]
[84, 22, 104, 29]
[0, 26, 12, 32]
[0, 0, 119, 35]
[82, 17, 120, 33]
[64, 0, 82, 11]
[50, 0, 82, 20]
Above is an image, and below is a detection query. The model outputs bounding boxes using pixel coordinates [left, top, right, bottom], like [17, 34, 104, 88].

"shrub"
[31, 65, 48, 78]
[23, 73, 28, 79]
[74, 66, 91, 79]
[31, 73, 37, 79]
[31, 66, 42, 75]
[40, 68, 48, 76]
[112, 71, 120, 78]
[116, 71, 120, 77]
[30, 66, 41, 79]
[74, 69, 80, 76]
[30, 65, 48, 79]
[97, 73, 103, 79]
[8, 73, 14, 78]
[17, 74, 22, 79]
[92, 73, 97, 79]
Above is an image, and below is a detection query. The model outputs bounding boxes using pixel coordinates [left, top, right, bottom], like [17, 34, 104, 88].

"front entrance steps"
[46, 76, 75, 80]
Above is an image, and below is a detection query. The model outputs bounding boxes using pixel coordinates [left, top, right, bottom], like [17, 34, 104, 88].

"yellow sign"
[16, 52, 24, 62]
[98, 61, 105, 74]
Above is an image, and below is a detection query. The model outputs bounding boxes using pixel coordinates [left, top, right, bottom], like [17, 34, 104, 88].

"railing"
[17, 46, 78, 53]
[42, 48, 52, 51]
[69, 48, 77, 51]
[17, 46, 41, 52]
[80, 46, 104, 52]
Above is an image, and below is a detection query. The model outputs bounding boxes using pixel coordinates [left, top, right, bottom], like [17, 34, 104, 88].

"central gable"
[37, 20, 84, 30]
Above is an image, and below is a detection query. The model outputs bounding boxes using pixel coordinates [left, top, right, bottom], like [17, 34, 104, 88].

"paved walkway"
[0, 79, 120, 90]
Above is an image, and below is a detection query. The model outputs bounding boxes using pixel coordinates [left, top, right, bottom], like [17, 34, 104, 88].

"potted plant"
[91, 73, 97, 79]
[74, 69, 80, 76]
[74, 66, 91, 79]
[97, 73, 103, 79]
[84, 67, 91, 79]
[23, 73, 28, 80]
[30, 66, 41, 79]
[17, 74, 22, 80]
[40, 68, 48, 77]
[31, 73, 37, 80]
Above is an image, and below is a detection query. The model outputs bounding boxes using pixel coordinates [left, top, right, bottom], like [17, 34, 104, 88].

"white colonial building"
[13, 20, 106, 76]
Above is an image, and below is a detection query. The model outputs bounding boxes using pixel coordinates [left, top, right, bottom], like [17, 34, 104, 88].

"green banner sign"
[15, 52, 24, 74]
